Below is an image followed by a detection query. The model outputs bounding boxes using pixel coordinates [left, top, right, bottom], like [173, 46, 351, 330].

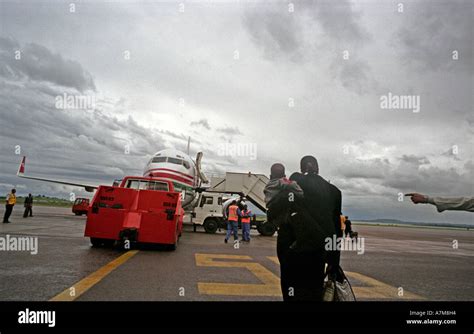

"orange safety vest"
[241, 210, 251, 224]
[340, 215, 346, 231]
[228, 205, 238, 222]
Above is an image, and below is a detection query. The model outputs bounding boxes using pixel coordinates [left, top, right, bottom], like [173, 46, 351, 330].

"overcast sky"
[0, 0, 472, 224]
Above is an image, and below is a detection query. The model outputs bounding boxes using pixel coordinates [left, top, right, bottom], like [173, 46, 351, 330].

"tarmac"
[0, 206, 473, 301]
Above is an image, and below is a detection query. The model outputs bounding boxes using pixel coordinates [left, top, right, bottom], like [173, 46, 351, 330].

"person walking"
[224, 201, 240, 243]
[240, 204, 252, 242]
[284, 155, 342, 301]
[23, 193, 33, 218]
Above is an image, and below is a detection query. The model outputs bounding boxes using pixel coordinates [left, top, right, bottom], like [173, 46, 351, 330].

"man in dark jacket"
[281, 155, 342, 301]
[23, 193, 33, 218]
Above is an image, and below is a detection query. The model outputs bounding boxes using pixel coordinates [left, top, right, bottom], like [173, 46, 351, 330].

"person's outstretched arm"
[406, 193, 474, 212]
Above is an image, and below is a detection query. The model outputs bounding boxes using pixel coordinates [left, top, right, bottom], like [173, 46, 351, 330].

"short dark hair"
[300, 156, 319, 174]
[270, 163, 285, 180]
[11, 189, 16, 193]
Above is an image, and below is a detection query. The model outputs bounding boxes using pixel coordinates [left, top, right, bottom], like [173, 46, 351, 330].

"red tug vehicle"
[84, 176, 184, 250]
[72, 198, 90, 216]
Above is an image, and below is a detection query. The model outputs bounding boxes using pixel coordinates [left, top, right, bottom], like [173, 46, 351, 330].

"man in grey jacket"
[406, 193, 474, 212]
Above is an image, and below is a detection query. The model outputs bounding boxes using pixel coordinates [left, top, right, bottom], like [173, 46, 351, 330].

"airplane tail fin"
[17, 156, 26, 175]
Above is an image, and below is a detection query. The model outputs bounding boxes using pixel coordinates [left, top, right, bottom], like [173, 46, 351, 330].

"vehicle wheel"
[168, 241, 177, 251]
[203, 218, 218, 234]
[75, 212, 81, 216]
[102, 239, 115, 247]
[90, 238, 103, 247]
[167, 236, 178, 251]
[259, 222, 276, 236]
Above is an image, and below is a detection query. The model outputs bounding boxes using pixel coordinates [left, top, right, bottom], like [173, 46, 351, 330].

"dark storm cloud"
[384, 164, 474, 196]
[302, 0, 370, 43]
[335, 58, 372, 95]
[337, 158, 389, 180]
[0, 37, 167, 197]
[216, 126, 242, 136]
[242, 0, 370, 58]
[399, 155, 430, 166]
[242, 5, 301, 61]
[394, 0, 473, 73]
[337, 153, 473, 198]
[0, 37, 96, 92]
[242, 0, 374, 95]
[190, 119, 211, 130]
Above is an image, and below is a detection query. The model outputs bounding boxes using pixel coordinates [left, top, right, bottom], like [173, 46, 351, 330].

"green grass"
[0, 196, 73, 208]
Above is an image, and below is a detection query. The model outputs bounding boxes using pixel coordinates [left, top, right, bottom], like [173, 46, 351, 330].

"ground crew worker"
[3, 188, 17, 224]
[224, 200, 240, 243]
[239, 204, 252, 242]
[23, 193, 33, 218]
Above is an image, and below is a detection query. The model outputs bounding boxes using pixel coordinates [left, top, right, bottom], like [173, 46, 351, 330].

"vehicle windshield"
[125, 180, 169, 191]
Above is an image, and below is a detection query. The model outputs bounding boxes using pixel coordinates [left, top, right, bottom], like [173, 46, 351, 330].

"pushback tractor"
[84, 176, 184, 250]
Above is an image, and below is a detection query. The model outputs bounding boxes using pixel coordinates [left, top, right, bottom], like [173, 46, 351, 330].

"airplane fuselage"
[142, 149, 198, 210]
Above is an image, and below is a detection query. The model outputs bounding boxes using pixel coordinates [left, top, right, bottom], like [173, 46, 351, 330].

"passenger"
[3, 188, 17, 224]
[264, 163, 303, 218]
[344, 216, 352, 238]
[264, 163, 309, 301]
[224, 200, 239, 243]
[23, 193, 33, 218]
[340, 214, 346, 236]
[285, 155, 342, 301]
[405, 193, 474, 212]
[239, 204, 252, 242]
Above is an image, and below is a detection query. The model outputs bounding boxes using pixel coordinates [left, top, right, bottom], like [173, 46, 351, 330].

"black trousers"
[23, 206, 33, 217]
[3, 204, 14, 222]
[277, 225, 326, 301]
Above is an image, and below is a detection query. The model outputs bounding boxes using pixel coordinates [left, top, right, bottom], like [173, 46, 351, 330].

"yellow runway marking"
[50, 250, 139, 301]
[196, 253, 281, 296]
[267, 256, 423, 300]
[345, 271, 424, 300]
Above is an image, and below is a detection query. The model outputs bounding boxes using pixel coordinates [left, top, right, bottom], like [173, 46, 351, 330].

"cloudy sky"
[0, 0, 472, 224]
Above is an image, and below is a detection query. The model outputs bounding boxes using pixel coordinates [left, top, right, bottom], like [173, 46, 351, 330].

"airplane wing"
[17, 156, 98, 192]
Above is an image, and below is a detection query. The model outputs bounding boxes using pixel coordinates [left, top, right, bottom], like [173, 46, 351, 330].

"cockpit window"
[167, 157, 183, 165]
[152, 156, 167, 163]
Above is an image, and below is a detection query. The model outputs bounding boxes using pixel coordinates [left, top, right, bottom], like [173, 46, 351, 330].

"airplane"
[16, 147, 209, 210]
